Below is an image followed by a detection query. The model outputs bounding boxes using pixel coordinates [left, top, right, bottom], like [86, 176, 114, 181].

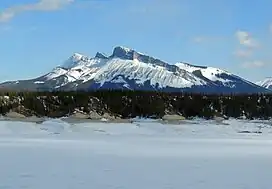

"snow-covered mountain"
[0, 46, 269, 94]
[256, 78, 272, 89]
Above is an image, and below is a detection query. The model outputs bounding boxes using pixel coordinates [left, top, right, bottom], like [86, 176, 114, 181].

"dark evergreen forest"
[0, 90, 271, 120]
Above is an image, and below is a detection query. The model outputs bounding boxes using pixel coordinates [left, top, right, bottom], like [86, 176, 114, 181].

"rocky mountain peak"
[95, 52, 108, 59]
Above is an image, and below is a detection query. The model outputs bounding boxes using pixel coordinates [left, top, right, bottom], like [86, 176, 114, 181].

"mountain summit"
[111, 46, 136, 59]
[0, 46, 269, 94]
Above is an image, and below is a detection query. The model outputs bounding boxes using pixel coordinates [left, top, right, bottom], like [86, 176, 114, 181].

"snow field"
[1, 119, 272, 189]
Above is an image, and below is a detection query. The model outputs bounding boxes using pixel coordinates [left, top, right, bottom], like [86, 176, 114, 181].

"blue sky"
[0, 0, 271, 82]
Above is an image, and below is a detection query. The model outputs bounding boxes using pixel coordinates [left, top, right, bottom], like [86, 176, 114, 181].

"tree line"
[0, 90, 271, 119]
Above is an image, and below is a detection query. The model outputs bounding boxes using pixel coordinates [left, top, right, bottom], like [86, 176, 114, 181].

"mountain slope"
[175, 62, 267, 93]
[256, 78, 272, 89]
[0, 46, 270, 94]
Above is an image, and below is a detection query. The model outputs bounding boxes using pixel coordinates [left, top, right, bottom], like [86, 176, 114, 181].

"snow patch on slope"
[43, 55, 109, 87]
[45, 67, 68, 80]
[111, 76, 127, 84]
[61, 53, 85, 69]
[175, 62, 232, 83]
[34, 81, 45, 84]
[256, 78, 272, 89]
[93, 58, 206, 88]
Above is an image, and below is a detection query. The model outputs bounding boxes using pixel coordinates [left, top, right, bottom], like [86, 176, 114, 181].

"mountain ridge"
[0, 46, 270, 94]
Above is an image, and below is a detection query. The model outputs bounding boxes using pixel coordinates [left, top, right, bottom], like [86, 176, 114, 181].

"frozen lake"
[1, 119, 272, 189]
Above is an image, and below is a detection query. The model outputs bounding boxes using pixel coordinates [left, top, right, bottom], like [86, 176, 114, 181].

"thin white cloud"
[0, 0, 74, 22]
[235, 30, 259, 48]
[192, 36, 224, 43]
[0, 25, 12, 32]
[234, 49, 252, 58]
[242, 60, 265, 68]
[126, 0, 184, 24]
[193, 37, 207, 43]
[129, 0, 182, 15]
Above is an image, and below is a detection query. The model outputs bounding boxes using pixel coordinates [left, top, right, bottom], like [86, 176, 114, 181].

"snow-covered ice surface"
[1, 118, 272, 189]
